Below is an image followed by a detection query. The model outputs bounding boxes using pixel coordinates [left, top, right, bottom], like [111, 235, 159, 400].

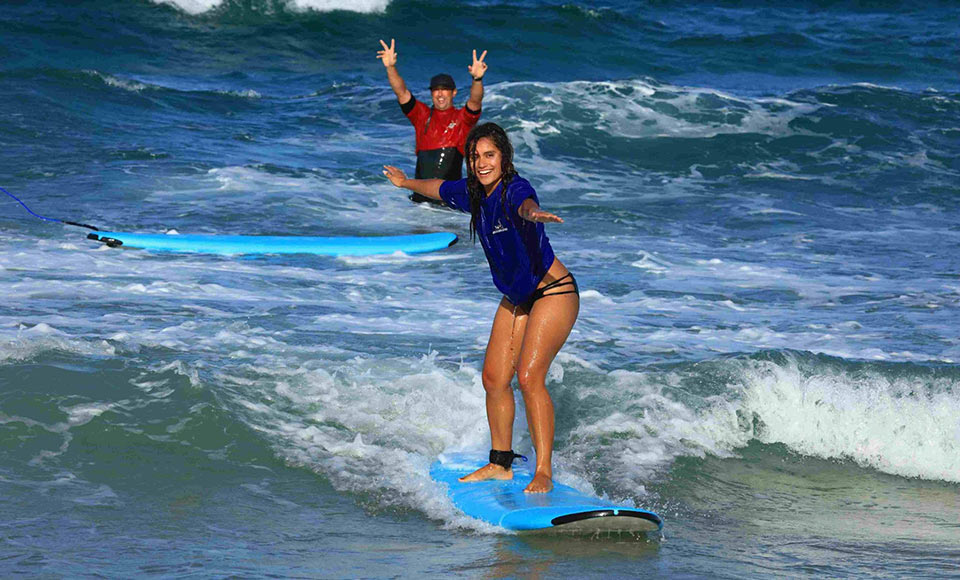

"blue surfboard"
[430, 453, 662, 534]
[87, 231, 458, 256]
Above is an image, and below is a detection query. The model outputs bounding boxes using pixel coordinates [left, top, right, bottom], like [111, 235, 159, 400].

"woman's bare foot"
[524, 472, 553, 493]
[459, 463, 513, 482]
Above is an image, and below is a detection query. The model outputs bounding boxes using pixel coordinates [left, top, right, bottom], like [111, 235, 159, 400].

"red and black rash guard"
[401, 95, 481, 181]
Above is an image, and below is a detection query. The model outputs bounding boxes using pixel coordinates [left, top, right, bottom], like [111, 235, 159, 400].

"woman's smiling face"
[472, 137, 503, 194]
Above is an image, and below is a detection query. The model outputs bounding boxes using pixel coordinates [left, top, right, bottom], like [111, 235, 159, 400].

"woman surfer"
[383, 122, 579, 493]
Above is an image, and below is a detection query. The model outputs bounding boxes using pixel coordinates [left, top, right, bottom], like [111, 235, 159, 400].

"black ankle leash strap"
[489, 449, 528, 470]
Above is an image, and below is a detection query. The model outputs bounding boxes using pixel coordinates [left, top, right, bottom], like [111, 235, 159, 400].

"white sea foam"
[152, 0, 389, 15]
[735, 358, 960, 482]
[746, 208, 805, 216]
[570, 355, 960, 490]
[0, 323, 117, 362]
[83, 70, 150, 92]
[232, 354, 510, 531]
[205, 165, 306, 194]
[567, 369, 746, 491]
[153, 0, 221, 14]
[490, 78, 822, 142]
[221, 88, 261, 99]
[64, 402, 113, 427]
[630, 250, 671, 274]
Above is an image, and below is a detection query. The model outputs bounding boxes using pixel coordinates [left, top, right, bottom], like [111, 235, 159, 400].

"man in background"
[377, 39, 487, 204]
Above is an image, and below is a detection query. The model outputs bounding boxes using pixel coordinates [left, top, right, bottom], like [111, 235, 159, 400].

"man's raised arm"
[377, 38, 412, 105]
[466, 49, 487, 112]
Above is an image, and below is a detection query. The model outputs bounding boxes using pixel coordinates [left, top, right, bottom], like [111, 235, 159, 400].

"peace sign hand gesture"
[377, 38, 398, 68]
[468, 49, 488, 80]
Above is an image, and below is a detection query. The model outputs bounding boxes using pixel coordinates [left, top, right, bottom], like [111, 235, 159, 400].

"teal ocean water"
[2, 1, 959, 576]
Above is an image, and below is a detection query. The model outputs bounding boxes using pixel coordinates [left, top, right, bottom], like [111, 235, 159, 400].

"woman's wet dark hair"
[464, 122, 517, 242]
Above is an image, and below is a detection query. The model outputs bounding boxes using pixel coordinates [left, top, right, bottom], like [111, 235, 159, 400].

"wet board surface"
[430, 453, 663, 534]
[87, 231, 458, 256]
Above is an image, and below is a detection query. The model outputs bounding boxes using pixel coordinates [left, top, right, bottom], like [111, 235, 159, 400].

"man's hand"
[468, 49, 488, 80]
[377, 38, 398, 68]
[378, 39, 411, 103]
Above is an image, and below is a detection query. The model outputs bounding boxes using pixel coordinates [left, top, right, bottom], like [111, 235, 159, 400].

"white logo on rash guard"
[491, 219, 508, 234]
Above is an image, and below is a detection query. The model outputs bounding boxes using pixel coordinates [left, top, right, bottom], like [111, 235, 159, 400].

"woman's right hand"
[382, 165, 407, 188]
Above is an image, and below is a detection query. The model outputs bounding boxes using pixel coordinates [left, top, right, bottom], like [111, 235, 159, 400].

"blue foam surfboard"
[430, 453, 662, 533]
[87, 231, 458, 256]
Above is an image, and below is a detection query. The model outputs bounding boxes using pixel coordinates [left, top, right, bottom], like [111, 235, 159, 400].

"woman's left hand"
[382, 165, 407, 188]
[523, 207, 563, 223]
[519, 198, 563, 223]
[527, 209, 563, 223]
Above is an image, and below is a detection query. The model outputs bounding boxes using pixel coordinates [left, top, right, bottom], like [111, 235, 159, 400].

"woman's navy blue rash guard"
[439, 176, 556, 305]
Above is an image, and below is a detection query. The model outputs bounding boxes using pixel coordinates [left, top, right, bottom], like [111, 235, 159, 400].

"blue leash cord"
[2, 185, 99, 231]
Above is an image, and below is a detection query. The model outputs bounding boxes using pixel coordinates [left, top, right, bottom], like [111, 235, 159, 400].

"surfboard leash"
[490, 449, 528, 470]
[2, 185, 100, 231]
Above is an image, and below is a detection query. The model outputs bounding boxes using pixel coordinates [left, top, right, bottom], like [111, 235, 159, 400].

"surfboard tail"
[547, 509, 663, 534]
[498, 506, 663, 534]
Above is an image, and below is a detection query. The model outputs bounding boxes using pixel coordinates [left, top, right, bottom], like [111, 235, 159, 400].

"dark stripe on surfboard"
[551, 509, 663, 528]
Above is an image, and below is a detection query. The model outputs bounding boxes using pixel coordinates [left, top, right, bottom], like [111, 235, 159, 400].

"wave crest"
[151, 0, 389, 16]
[571, 352, 960, 487]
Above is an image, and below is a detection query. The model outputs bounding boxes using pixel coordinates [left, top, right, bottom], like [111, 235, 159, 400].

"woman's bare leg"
[516, 290, 579, 493]
[459, 297, 528, 482]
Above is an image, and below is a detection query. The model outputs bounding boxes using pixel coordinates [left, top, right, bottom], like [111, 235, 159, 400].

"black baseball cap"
[429, 73, 456, 90]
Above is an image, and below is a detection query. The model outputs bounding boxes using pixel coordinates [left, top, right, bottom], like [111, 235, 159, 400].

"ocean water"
[2, 0, 959, 577]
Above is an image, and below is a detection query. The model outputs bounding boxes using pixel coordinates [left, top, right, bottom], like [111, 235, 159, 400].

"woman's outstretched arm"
[518, 198, 563, 223]
[383, 165, 444, 201]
